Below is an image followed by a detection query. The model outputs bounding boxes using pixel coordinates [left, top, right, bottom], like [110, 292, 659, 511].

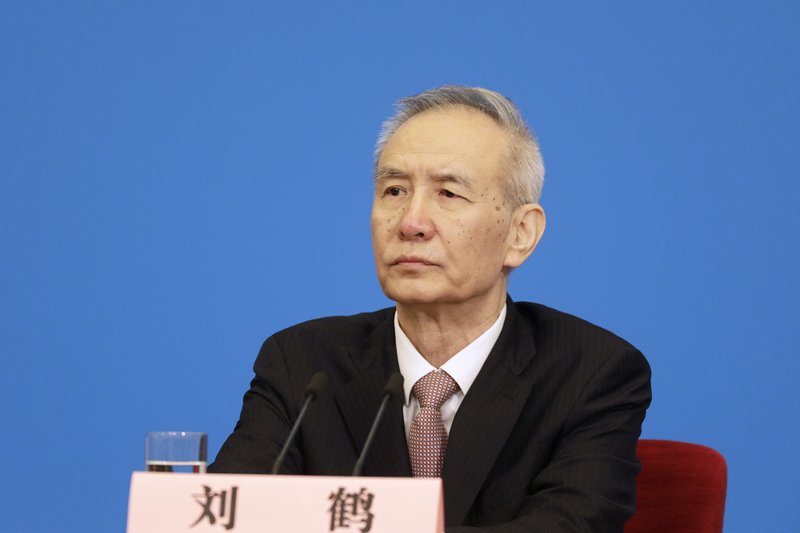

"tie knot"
[412, 370, 460, 409]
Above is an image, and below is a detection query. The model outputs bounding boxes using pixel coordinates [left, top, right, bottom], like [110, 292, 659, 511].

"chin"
[380, 282, 445, 306]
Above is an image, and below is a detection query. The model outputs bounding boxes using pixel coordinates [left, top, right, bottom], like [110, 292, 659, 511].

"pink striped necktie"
[408, 370, 460, 478]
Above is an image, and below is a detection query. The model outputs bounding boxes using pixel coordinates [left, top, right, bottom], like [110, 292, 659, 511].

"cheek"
[474, 213, 508, 238]
[372, 204, 403, 232]
[370, 214, 384, 244]
[370, 216, 395, 255]
[468, 217, 511, 260]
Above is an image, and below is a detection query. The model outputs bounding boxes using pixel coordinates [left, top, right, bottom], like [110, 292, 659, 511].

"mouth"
[392, 255, 436, 266]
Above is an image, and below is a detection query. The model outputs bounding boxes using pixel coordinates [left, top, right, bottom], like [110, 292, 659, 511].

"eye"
[382, 186, 405, 197]
[441, 189, 458, 199]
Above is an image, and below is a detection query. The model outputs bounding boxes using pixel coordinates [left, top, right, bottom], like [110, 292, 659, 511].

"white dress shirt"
[394, 304, 507, 438]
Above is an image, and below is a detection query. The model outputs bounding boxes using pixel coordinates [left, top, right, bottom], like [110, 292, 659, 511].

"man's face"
[371, 106, 521, 309]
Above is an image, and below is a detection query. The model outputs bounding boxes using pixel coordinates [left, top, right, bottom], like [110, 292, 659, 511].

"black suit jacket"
[210, 300, 651, 532]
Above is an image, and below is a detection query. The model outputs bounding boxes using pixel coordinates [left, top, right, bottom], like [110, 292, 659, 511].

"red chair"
[625, 439, 727, 533]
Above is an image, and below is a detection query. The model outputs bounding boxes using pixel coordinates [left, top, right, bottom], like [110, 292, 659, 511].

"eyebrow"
[373, 167, 475, 191]
[373, 167, 405, 183]
[431, 172, 474, 190]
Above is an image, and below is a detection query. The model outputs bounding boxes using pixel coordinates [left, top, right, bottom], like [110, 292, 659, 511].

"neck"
[396, 291, 507, 368]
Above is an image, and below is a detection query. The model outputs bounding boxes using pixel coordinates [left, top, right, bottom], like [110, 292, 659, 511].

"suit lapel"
[334, 312, 411, 477]
[442, 302, 538, 526]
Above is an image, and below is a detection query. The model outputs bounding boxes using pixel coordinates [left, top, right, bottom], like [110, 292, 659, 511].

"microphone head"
[305, 371, 329, 400]
[383, 372, 404, 402]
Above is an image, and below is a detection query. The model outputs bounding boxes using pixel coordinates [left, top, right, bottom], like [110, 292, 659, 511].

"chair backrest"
[625, 439, 727, 533]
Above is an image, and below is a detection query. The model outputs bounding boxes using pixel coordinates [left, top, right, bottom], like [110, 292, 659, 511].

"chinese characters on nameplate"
[127, 472, 443, 533]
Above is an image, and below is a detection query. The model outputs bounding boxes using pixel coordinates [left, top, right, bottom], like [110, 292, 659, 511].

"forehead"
[378, 106, 514, 185]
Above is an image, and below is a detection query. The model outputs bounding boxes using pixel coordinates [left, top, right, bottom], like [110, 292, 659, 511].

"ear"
[503, 203, 546, 268]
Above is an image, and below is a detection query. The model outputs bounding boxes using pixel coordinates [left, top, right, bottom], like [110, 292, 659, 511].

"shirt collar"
[394, 304, 507, 406]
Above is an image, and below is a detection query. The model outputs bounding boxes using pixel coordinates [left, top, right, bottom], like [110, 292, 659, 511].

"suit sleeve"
[448, 346, 652, 533]
[208, 335, 303, 474]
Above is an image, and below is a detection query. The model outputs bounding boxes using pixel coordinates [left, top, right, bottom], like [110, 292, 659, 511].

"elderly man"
[210, 85, 651, 532]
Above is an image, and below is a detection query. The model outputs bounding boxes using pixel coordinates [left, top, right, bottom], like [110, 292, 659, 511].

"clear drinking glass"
[145, 431, 207, 473]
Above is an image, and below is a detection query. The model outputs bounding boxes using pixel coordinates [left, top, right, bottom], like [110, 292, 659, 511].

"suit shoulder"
[512, 301, 641, 353]
[511, 301, 651, 397]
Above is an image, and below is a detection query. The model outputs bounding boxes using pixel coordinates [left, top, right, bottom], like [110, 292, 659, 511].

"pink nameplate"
[127, 472, 444, 532]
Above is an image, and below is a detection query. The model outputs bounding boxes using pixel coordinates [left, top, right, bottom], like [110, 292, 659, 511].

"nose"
[398, 196, 434, 241]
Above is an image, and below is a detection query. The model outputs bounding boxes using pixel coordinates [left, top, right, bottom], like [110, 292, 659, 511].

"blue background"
[2, 1, 798, 531]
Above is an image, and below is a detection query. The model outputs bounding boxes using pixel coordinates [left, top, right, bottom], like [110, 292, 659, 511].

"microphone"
[352, 372, 404, 477]
[271, 371, 329, 475]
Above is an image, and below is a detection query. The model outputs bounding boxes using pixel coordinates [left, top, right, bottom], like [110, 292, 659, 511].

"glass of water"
[145, 431, 207, 473]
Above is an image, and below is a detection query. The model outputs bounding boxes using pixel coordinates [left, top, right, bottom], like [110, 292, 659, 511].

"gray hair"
[374, 85, 544, 206]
